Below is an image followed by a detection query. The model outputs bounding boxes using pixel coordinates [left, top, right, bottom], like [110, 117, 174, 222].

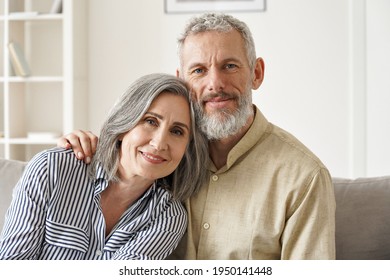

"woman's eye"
[171, 128, 184, 136]
[145, 118, 157, 126]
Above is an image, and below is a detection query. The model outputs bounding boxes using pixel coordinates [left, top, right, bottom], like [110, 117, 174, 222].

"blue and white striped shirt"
[0, 148, 187, 260]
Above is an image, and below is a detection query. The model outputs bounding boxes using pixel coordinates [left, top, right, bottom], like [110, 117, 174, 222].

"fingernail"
[86, 157, 91, 164]
[77, 152, 84, 159]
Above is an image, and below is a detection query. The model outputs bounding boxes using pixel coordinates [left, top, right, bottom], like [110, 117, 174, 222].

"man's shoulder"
[263, 123, 327, 170]
[251, 108, 325, 168]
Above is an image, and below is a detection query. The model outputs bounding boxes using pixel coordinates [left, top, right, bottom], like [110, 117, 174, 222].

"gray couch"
[1, 158, 389, 260]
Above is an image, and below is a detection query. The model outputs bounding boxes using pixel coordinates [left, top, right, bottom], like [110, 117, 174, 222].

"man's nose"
[207, 69, 225, 92]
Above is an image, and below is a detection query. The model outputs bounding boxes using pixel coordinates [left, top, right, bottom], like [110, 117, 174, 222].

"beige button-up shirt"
[171, 106, 336, 259]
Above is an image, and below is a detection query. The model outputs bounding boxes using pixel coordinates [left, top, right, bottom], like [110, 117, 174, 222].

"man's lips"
[140, 151, 166, 163]
[204, 96, 233, 109]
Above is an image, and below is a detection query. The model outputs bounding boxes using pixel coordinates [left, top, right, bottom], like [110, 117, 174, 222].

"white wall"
[366, 0, 390, 177]
[87, 0, 390, 178]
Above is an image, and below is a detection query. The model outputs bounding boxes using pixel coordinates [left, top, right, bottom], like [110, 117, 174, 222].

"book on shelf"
[8, 42, 31, 77]
[50, 0, 63, 14]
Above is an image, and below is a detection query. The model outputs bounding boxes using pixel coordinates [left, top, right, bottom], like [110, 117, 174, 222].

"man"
[59, 13, 336, 259]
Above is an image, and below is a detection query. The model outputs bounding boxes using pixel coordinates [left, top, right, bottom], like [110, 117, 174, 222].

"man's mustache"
[199, 92, 237, 103]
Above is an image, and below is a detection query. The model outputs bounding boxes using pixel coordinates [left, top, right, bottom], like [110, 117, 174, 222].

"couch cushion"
[334, 176, 390, 260]
[0, 158, 26, 229]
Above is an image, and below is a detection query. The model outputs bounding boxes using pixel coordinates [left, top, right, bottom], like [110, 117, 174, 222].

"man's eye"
[193, 68, 204, 74]
[225, 64, 237, 69]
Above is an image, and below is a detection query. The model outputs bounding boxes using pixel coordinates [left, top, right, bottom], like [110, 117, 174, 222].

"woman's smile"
[140, 151, 167, 164]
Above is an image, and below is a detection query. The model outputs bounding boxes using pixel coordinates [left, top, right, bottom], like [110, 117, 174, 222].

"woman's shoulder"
[47, 147, 79, 158]
[27, 147, 87, 172]
[153, 185, 186, 214]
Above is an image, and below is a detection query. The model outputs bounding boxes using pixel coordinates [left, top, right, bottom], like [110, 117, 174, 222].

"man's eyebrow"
[145, 112, 190, 130]
[186, 57, 244, 69]
[186, 62, 204, 70]
[221, 57, 245, 65]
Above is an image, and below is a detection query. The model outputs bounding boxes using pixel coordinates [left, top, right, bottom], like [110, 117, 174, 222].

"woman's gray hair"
[177, 13, 257, 70]
[90, 73, 209, 201]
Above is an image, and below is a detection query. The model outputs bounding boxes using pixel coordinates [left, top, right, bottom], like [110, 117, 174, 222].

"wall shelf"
[0, 0, 87, 161]
[0, 76, 63, 82]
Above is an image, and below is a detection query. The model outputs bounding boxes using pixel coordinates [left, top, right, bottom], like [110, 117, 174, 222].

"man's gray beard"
[194, 92, 253, 141]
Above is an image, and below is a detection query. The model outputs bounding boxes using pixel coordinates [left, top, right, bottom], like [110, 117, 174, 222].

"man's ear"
[252, 57, 265, 90]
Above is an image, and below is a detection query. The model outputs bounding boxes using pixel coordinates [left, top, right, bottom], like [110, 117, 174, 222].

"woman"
[0, 73, 208, 260]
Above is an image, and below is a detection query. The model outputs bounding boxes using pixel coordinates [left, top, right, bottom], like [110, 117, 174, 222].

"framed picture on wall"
[164, 0, 266, 14]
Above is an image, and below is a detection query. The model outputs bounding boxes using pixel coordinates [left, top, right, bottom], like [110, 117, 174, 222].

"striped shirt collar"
[92, 162, 158, 199]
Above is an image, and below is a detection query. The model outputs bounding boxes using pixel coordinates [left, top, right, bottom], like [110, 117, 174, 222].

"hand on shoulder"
[57, 130, 98, 164]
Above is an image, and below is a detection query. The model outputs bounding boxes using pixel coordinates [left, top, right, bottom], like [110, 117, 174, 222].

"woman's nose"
[150, 130, 168, 151]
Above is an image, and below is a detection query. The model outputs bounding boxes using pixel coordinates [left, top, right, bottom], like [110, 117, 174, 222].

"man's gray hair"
[177, 13, 257, 70]
[90, 73, 209, 201]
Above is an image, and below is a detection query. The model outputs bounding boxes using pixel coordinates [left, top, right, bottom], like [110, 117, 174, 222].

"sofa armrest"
[0, 158, 26, 229]
[334, 176, 390, 260]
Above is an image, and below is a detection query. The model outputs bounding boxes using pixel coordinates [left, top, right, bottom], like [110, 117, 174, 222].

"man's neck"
[209, 113, 255, 170]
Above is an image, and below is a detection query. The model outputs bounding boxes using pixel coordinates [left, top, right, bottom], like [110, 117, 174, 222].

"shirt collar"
[93, 163, 109, 196]
[92, 162, 158, 198]
[214, 105, 270, 171]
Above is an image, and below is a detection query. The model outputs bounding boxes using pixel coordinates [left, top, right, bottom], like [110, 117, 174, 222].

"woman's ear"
[252, 57, 265, 90]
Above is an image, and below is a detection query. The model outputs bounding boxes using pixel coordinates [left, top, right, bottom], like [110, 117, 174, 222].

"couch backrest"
[333, 176, 390, 260]
[0, 158, 26, 229]
[1, 157, 390, 260]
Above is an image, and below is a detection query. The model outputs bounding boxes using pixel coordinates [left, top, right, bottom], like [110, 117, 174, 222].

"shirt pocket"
[45, 219, 89, 253]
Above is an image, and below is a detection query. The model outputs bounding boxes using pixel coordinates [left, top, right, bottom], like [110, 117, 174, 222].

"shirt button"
[203, 223, 210, 230]
[96, 250, 102, 256]
[212, 175, 218, 181]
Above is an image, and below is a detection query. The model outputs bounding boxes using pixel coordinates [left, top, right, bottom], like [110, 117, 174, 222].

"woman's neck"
[100, 180, 152, 237]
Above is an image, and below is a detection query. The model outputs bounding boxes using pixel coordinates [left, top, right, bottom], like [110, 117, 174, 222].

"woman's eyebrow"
[145, 112, 190, 131]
